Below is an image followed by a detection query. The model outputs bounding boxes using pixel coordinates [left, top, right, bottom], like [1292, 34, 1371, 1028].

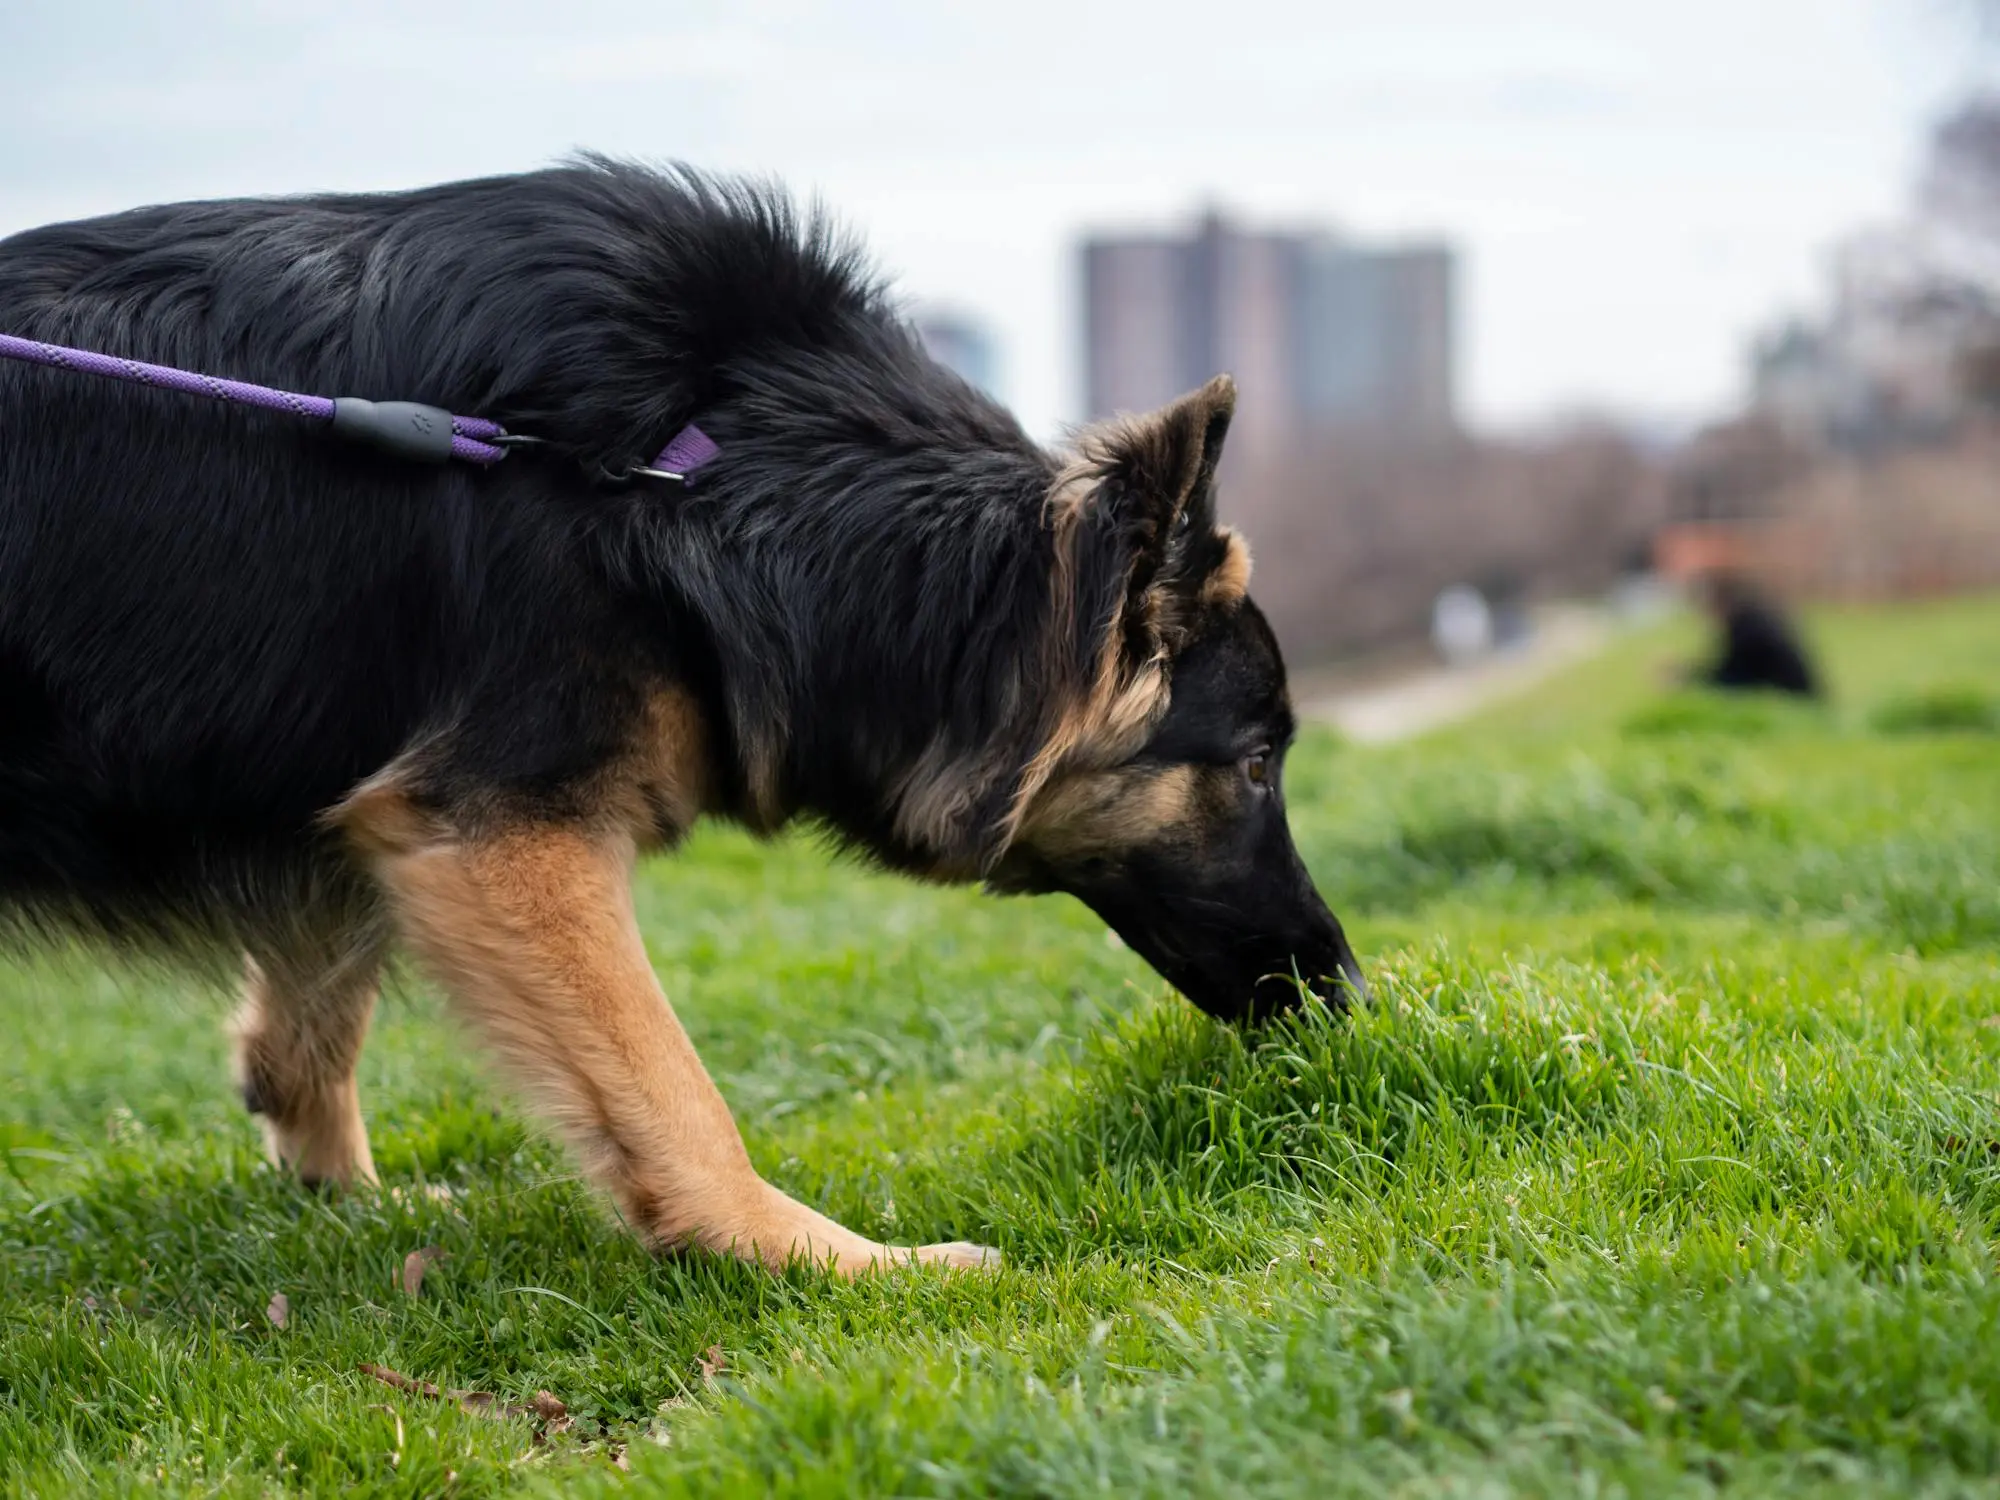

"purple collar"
[635, 423, 720, 484]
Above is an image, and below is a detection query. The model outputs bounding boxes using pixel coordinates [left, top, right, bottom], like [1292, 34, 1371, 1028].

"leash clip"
[595, 460, 692, 485]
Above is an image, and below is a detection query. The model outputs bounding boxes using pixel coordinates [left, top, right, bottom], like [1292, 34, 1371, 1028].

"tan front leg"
[232, 943, 381, 1189]
[345, 800, 991, 1275]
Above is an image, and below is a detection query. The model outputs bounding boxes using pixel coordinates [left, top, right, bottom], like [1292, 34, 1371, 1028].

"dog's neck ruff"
[0, 331, 717, 482]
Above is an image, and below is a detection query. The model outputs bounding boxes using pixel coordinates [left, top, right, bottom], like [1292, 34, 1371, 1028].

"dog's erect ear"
[1094, 374, 1234, 561]
[1069, 375, 1248, 663]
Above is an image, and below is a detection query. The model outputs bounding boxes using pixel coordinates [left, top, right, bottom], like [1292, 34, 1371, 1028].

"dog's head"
[986, 374, 1363, 1022]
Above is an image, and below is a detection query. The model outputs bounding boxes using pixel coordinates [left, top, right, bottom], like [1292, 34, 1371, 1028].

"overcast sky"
[0, 1, 1975, 439]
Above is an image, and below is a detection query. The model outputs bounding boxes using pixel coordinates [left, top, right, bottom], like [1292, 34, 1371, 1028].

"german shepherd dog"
[0, 159, 1362, 1274]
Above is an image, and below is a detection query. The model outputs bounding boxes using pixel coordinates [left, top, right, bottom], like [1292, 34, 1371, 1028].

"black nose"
[1235, 926, 1366, 1021]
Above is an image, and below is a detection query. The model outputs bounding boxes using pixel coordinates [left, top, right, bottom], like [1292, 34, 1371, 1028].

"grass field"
[3, 593, 1998, 1497]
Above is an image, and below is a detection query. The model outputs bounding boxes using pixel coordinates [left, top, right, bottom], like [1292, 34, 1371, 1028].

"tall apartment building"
[1081, 212, 1457, 451]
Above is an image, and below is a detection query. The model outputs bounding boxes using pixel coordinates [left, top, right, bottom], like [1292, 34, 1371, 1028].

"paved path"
[1296, 604, 1616, 745]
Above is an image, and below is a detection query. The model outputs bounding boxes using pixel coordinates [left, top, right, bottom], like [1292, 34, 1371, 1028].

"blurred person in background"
[1686, 568, 1822, 698]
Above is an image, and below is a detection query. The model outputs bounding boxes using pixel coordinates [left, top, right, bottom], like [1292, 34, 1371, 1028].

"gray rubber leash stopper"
[329, 398, 456, 464]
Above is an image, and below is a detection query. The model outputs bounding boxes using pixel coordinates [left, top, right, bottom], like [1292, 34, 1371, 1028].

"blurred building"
[1748, 99, 2000, 452]
[1749, 231, 2000, 450]
[1070, 208, 1668, 668]
[915, 309, 1001, 401]
[1081, 211, 1457, 454]
[1693, 96, 2000, 605]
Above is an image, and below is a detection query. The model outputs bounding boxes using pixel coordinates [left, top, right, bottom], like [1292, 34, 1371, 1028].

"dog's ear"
[1093, 374, 1233, 562]
[1070, 375, 1250, 662]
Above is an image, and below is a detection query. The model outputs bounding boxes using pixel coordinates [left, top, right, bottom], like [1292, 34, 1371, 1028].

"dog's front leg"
[343, 799, 991, 1274]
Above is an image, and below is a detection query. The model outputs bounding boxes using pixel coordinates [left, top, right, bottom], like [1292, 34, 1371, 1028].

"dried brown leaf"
[401, 1245, 447, 1298]
[265, 1292, 289, 1329]
[360, 1363, 574, 1435]
[361, 1363, 441, 1400]
[698, 1344, 728, 1384]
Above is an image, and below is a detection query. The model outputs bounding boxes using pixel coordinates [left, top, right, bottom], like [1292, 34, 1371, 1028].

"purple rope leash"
[0, 332, 508, 463]
[0, 332, 718, 480]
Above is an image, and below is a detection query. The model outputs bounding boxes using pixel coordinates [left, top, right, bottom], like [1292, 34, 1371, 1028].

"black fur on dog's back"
[0, 157, 1101, 950]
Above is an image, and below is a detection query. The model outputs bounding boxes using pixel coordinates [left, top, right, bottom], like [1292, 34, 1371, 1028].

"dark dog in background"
[0, 159, 1361, 1274]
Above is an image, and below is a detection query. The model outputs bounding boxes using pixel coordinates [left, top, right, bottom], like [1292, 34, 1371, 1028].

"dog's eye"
[1172, 508, 1192, 537]
[1243, 752, 1270, 786]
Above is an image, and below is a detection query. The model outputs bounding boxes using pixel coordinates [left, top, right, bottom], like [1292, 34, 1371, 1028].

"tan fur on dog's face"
[1016, 763, 1202, 861]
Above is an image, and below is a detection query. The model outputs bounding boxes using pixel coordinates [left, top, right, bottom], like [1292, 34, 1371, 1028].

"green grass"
[1870, 686, 2000, 737]
[3, 594, 1998, 1497]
